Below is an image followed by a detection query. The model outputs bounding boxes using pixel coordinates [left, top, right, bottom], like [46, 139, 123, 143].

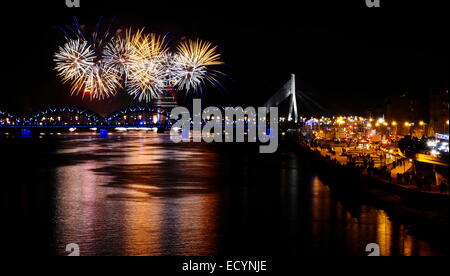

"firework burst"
[156, 52, 182, 86]
[54, 39, 122, 100]
[128, 29, 168, 60]
[103, 36, 132, 76]
[123, 29, 170, 101]
[174, 39, 224, 92]
[83, 64, 123, 100]
[126, 59, 167, 102]
[54, 39, 95, 83]
[55, 22, 225, 103]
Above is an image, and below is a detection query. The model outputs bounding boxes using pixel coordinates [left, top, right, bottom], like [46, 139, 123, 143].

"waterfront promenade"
[310, 144, 448, 196]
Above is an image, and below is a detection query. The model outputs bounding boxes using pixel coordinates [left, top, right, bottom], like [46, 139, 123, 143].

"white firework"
[126, 59, 166, 102]
[173, 39, 223, 92]
[83, 63, 123, 100]
[54, 39, 122, 100]
[103, 37, 132, 76]
[155, 52, 183, 86]
[54, 39, 95, 82]
[54, 27, 225, 103]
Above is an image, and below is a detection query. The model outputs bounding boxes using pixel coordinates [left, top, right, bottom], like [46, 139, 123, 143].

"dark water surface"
[0, 133, 445, 256]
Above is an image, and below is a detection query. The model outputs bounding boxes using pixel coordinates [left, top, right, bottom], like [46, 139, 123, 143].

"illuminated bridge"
[1, 74, 304, 135]
[105, 106, 171, 127]
[29, 107, 103, 126]
[0, 110, 15, 125]
[0, 105, 175, 135]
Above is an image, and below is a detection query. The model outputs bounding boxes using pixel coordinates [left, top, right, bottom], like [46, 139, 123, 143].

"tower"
[264, 74, 299, 123]
[288, 74, 298, 123]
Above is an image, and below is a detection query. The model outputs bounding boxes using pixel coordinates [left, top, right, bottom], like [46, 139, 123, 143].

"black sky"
[1, 0, 448, 116]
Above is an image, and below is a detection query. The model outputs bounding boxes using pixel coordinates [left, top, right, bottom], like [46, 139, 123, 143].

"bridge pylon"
[264, 74, 299, 123]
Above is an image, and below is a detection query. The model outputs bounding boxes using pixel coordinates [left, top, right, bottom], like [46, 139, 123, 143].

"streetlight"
[419, 121, 426, 137]
[392, 121, 398, 140]
[405, 122, 412, 136]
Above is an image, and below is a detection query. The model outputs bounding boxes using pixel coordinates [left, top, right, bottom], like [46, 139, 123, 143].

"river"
[0, 132, 445, 256]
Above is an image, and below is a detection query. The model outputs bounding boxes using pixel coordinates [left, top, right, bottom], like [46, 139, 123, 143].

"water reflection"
[309, 176, 439, 256]
[45, 133, 444, 256]
[55, 133, 218, 256]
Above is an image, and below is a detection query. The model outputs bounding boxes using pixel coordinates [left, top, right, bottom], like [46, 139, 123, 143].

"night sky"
[2, 0, 448, 117]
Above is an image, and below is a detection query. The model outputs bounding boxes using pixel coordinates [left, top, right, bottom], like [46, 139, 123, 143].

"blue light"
[182, 128, 190, 140]
[266, 128, 276, 139]
[139, 121, 145, 126]
[99, 129, 109, 137]
[21, 129, 32, 137]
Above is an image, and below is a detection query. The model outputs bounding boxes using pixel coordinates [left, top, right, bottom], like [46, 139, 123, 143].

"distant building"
[428, 89, 449, 136]
[383, 89, 449, 137]
[366, 105, 385, 121]
[385, 94, 426, 136]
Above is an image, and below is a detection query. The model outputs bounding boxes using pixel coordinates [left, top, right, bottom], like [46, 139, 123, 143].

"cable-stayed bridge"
[1, 74, 307, 134]
[263, 74, 299, 123]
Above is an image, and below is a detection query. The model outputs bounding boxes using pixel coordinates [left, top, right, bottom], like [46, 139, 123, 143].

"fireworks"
[174, 39, 224, 92]
[54, 39, 95, 84]
[128, 29, 168, 60]
[83, 64, 122, 100]
[54, 39, 122, 99]
[54, 25, 225, 102]
[123, 29, 170, 102]
[103, 36, 131, 76]
[126, 58, 167, 102]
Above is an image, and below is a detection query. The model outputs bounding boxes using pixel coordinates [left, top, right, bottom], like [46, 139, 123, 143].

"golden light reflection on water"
[310, 176, 438, 256]
[55, 133, 218, 256]
[53, 133, 441, 256]
[376, 210, 393, 256]
[120, 196, 219, 256]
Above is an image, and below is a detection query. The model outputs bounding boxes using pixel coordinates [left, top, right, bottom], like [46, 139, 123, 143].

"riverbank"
[284, 138, 449, 253]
